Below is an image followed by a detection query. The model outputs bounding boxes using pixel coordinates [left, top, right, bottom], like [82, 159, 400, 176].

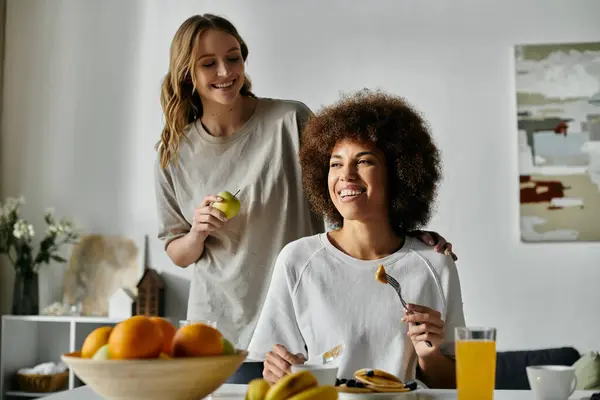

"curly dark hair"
[299, 89, 442, 234]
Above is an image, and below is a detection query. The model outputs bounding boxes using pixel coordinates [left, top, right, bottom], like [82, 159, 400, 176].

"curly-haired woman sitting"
[247, 89, 466, 389]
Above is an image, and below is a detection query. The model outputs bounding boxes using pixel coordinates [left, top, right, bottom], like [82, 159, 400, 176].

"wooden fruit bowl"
[61, 350, 248, 400]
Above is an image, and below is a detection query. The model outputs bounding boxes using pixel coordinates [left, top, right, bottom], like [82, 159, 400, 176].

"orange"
[172, 323, 223, 357]
[81, 326, 113, 358]
[150, 317, 177, 356]
[108, 316, 164, 360]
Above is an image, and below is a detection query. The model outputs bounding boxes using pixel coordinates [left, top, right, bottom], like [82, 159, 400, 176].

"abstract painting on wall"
[515, 41, 600, 242]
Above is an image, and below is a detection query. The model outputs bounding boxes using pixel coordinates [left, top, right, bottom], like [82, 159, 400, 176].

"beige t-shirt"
[154, 98, 325, 349]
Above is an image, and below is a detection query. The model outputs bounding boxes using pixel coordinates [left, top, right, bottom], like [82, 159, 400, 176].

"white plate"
[338, 391, 433, 400]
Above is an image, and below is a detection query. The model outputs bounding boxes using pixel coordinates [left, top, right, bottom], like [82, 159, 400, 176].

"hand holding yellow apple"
[189, 192, 236, 240]
[211, 190, 241, 220]
[189, 191, 241, 240]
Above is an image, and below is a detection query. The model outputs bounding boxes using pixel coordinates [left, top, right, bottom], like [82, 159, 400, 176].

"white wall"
[1, 0, 600, 352]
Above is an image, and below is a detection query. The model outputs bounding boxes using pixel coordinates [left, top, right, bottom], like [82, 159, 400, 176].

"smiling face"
[328, 139, 389, 224]
[192, 29, 245, 106]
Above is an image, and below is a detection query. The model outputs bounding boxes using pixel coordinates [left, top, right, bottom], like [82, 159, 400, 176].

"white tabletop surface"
[43, 383, 598, 400]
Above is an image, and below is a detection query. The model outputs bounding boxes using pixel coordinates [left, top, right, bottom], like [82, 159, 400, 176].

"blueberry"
[356, 381, 365, 388]
[335, 379, 341, 387]
[590, 393, 600, 400]
[366, 370, 375, 377]
[340, 379, 348, 385]
[347, 380, 356, 387]
[404, 381, 418, 391]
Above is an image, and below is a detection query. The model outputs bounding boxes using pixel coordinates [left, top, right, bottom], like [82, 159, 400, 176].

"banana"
[265, 370, 318, 400]
[246, 378, 271, 400]
[287, 385, 338, 400]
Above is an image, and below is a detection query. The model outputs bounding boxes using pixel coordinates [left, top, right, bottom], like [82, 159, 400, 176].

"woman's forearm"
[417, 350, 456, 389]
[166, 232, 207, 267]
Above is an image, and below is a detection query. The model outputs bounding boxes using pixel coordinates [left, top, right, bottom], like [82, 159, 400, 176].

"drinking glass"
[455, 327, 497, 400]
[178, 320, 218, 398]
[179, 320, 217, 328]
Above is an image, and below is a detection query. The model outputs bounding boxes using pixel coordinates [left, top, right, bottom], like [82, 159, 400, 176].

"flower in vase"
[0, 196, 80, 273]
[13, 219, 35, 240]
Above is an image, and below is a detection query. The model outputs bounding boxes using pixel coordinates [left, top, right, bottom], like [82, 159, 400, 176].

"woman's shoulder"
[407, 237, 458, 274]
[277, 233, 326, 267]
[257, 97, 313, 120]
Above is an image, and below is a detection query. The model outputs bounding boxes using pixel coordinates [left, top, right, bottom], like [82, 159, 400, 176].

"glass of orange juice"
[455, 327, 497, 400]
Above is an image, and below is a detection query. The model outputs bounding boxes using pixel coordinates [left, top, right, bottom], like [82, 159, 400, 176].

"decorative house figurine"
[108, 288, 135, 319]
[132, 236, 166, 317]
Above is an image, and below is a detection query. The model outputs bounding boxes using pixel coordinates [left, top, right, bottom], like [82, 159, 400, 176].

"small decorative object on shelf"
[0, 196, 79, 315]
[133, 235, 165, 317]
[108, 287, 136, 319]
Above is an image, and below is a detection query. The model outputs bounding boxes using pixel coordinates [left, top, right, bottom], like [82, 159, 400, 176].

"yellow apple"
[212, 190, 241, 219]
[221, 338, 235, 355]
[92, 344, 110, 360]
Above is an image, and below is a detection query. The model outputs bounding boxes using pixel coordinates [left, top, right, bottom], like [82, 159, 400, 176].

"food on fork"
[375, 263, 433, 347]
[375, 265, 387, 284]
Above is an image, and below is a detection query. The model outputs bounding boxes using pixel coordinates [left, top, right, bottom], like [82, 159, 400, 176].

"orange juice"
[456, 340, 496, 400]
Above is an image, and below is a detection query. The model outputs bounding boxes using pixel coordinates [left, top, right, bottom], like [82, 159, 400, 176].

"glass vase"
[12, 269, 39, 315]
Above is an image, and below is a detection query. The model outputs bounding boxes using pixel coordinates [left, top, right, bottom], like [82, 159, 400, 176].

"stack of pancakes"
[336, 369, 417, 393]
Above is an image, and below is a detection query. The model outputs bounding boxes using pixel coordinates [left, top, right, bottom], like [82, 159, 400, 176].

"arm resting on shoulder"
[166, 232, 207, 267]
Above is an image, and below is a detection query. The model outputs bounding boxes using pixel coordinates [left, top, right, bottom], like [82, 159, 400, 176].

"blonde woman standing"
[154, 14, 454, 350]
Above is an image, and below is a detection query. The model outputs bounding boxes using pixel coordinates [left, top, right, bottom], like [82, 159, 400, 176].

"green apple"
[92, 344, 110, 360]
[221, 338, 235, 355]
[212, 190, 241, 219]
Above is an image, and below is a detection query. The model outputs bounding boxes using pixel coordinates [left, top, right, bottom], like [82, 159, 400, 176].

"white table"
[44, 384, 598, 399]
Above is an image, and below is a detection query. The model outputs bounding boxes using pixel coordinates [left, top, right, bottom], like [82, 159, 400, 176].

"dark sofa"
[495, 346, 580, 390]
[227, 347, 582, 389]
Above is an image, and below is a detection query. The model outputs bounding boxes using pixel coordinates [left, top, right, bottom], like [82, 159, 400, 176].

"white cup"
[526, 365, 577, 400]
[291, 364, 338, 386]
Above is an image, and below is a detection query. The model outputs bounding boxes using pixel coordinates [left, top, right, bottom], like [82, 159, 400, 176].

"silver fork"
[384, 272, 433, 348]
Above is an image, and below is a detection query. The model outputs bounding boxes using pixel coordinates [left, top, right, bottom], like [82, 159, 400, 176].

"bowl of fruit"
[61, 316, 246, 400]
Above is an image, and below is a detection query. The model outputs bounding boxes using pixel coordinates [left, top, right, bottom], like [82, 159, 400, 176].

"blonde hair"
[156, 14, 254, 168]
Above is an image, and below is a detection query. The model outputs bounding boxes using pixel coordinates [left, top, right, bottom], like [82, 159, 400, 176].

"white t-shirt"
[247, 233, 466, 381]
[154, 98, 325, 349]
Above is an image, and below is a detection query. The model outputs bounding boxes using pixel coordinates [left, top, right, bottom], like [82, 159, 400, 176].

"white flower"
[44, 208, 54, 219]
[57, 218, 73, 234]
[13, 219, 34, 241]
[45, 219, 74, 237]
[2, 196, 24, 216]
[6, 196, 24, 209]
[46, 225, 58, 236]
